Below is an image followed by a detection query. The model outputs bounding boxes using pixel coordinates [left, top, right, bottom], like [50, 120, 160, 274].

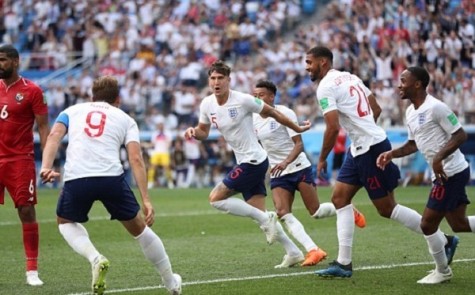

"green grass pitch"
[0, 186, 474, 294]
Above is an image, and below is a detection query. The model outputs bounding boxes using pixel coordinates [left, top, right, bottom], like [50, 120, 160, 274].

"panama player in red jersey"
[0, 44, 49, 286]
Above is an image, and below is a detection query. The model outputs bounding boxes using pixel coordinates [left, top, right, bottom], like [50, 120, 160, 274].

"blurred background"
[5, 0, 472, 188]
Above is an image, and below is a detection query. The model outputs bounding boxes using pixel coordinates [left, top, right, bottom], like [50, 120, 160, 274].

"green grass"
[1, 186, 474, 295]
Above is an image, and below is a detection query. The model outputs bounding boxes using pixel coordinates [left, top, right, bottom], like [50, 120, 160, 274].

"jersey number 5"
[84, 111, 107, 137]
[211, 115, 218, 128]
[350, 85, 371, 117]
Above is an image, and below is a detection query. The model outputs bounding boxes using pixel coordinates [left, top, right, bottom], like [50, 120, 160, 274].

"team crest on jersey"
[418, 112, 426, 125]
[270, 121, 277, 130]
[15, 93, 24, 102]
[228, 107, 238, 119]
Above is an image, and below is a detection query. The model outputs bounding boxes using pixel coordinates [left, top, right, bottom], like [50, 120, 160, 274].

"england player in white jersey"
[305, 46, 456, 280]
[378, 66, 474, 284]
[184, 60, 311, 268]
[39, 76, 181, 295]
[252, 80, 367, 268]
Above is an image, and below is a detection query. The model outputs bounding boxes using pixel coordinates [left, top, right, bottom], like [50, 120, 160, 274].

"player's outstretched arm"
[376, 140, 418, 170]
[127, 141, 155, 226]
[261, 104, 311, 133]
[184, 123, 211, 141]
[40, 122, 66, 183]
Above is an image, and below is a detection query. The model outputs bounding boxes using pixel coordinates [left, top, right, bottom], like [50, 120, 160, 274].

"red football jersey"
[0, 77, 47, 160]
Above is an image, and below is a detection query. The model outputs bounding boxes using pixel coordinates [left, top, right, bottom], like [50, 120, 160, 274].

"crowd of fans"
[290, 0, 475, 127]
[6, 0, 473, 187]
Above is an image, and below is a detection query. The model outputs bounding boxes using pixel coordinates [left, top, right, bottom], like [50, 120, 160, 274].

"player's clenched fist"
[184, 127, 196, 140]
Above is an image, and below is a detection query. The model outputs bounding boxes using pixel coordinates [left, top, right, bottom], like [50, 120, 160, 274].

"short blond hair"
[92, 76, 120, 104]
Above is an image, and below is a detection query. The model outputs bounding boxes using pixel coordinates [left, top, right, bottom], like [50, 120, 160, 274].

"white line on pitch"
[0, 203, 318, 226]
[66, 258, 475, 295]
[0, 210, 221, 226]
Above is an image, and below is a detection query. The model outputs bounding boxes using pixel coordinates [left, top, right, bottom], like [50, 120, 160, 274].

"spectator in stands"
[170, 137, 188, 188]
[444, 30, 463, 72]
[184, 136, 205, 188]
[146, 122, 174, 189]
[173, 85, 198, 127]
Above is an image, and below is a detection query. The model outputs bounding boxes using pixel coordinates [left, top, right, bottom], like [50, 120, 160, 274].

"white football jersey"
[317, 69, 386, 156]
[57, 102, 140, 181]
[199, 90, 267, 164]
[406, 95, 468, 178]
[150, 130, 172, 153]
[253, 105, 310, 177]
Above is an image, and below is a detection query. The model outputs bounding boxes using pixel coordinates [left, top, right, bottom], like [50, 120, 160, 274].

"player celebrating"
[40, 76, 181, 294]
[305, 46, 458, 279]
[252, 80, 366, 267]
[184, 60, 311, 268]
[377, 67, 473, 284]
[0, 44, 48, 286]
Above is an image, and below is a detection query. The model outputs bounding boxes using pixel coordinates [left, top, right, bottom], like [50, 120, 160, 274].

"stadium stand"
[3, 0, 472, 187]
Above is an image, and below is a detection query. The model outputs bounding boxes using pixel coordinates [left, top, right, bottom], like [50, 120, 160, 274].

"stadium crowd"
[3, 0, 473, 187]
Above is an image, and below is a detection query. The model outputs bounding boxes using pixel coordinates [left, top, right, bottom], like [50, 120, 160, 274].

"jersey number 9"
[84, 111, 107, 137]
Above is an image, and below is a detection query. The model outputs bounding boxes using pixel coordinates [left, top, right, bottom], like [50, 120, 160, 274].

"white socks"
[424, 230, 449, 273]
[390, 204, 423, 234]
[468, 216, 475, 232]
[210, 199, 302, 255]
[282, 213, 317, 252]
[336, 204, 354, 265]
[58, 223, 100, 263]
[274, 220, 302, 256]
[211, 198, 268, 224]
[135, 226, 175, 286]
[59, 223, 176, 288]
[313, 202, 337, 219]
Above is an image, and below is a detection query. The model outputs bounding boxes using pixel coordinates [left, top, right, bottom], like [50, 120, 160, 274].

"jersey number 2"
[350, 85, 371, 117]
[84, 111, 107, 137]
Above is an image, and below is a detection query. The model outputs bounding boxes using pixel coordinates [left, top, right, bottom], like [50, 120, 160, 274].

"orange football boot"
[301, 248, 327, 266]
[353, 207, 366, 228]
